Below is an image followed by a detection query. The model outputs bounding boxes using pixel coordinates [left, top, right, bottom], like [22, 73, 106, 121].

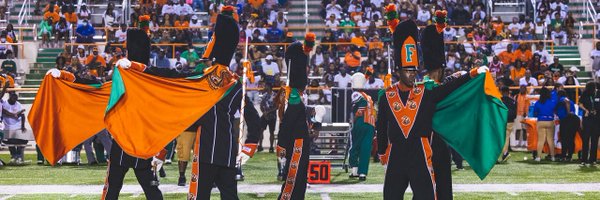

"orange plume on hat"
[434, 10, 448, 33]
[303, 32, 316, 53]
[385, 4, 399, 33]
[221, 5, 235, 12]
[139, 15, 150, 22]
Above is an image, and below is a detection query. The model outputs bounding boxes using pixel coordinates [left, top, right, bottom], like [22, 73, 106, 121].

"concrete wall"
[579, 39, 594, 71]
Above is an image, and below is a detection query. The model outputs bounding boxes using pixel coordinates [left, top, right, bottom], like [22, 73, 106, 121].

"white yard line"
[1, 183, 600, 195]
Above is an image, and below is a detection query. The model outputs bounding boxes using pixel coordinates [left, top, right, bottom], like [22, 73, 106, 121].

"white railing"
[17, 0, 31, 25]
[77, 0, 83, 13]
[487, 0, 493, 18]
[532, 0, 537, 22]
[584, 0, 598, 23]
[122, 0, 128, 25]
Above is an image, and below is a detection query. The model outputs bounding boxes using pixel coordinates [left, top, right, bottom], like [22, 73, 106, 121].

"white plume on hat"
[351, 72, 366, 89]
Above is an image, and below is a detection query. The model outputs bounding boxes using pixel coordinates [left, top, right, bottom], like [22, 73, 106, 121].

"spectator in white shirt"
[472, 6, 486, 20]
[364, 75, 384, 88]
[507, 17, 522, 36]
[519, 70, 539, 86]
[357, 18, 370, 33]
[590, 42, 600, 79]
[417, 5, 431, 25]
[557, 67, 581, 85]
[534, 42, 551, 64]
[443, 27, 457, 42]
[189, 15, 202, 27]
[115, 24, 127, 43]
[334, 67, 352, 88]
[551, 26, 567, 45]
[326, 1, 343, 20]
[262, 55, 280, 77]
[463, 35, 475, 54]
[162, 1, 176, 15]
[371, 0, 383, 8]
[325, 15, 340, 32]
[175, 0, 194, 16]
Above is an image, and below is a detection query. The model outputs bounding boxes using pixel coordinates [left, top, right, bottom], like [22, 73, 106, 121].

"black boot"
[159, 167, 166, 178]
[178, 161, 188, 186]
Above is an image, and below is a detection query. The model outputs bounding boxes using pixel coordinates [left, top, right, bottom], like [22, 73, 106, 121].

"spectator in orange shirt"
[64, 6, 78, 25]
[175, 15, 190, 30]
[85, 47, 107, 78]
[43, 1, 60, 14]
[498, 44, 516, 66]
[368, 35, 383, 51]
[350, 31, 366, 52]
[492, 17, 504, 35]
[248, 0, 264, 9]
[514, 85, 531, 147]
[344, 45, 362, 73]
[514, 43, 533, 63]
[43, 6, 60, 25]
[510, 61, 526, 82]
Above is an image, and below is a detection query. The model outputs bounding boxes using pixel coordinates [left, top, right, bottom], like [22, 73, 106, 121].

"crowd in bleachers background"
[0, 0, 595, 104]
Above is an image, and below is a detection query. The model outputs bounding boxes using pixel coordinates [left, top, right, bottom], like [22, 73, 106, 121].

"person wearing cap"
[420, 10, 463, 199]
[558, 66, 581, 100]
[262, 54, 280, 83]
[282, 31, 295, 43]
[348, 72, 375, 181]
[189, 15, 202, 27]
[377, 17, 489, 199]
[85, 47, 107, 77]
[276, 32, 315, 200]
[76, 19, 95, 44]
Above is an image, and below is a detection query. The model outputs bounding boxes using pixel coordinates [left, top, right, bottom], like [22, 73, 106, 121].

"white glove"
[477, 66, 489, 74]
[237, 153, 251, 165]
[46, 69, 61, 78]
[116, 58, 132, 69]
[152, 157, 164, 169]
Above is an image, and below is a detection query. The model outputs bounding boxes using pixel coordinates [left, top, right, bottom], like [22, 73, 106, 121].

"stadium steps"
[288, 0, 325, 40]
[8, 3, 41, 41]
[568, 2, 599, 39]
[547, 45, 592, 84]
[20, 48, 63, 104]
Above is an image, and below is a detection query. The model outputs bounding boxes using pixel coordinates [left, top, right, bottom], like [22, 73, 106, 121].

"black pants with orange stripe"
[104, 162, 163, 200]
[431, 133, 453, 200]
[384, 137, 437, 200]
[278, 139, 310, 200]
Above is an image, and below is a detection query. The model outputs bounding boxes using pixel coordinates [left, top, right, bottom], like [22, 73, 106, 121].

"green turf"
[1, 151, 600, 185]
[3, 192, 600, 199]
[0, 193, 322, 200]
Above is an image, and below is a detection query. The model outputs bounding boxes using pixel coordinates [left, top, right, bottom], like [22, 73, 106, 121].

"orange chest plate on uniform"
[385, 84, 425, 139]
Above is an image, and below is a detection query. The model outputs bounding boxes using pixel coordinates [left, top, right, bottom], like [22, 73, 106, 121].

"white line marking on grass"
[507, 192, 519, 196]
[0, 194, 15, 200]
[131, 193, 141, 198]
[573, 192, 584, 196]
[320, 193, 331, 200]
[69, 194, 77, 198]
